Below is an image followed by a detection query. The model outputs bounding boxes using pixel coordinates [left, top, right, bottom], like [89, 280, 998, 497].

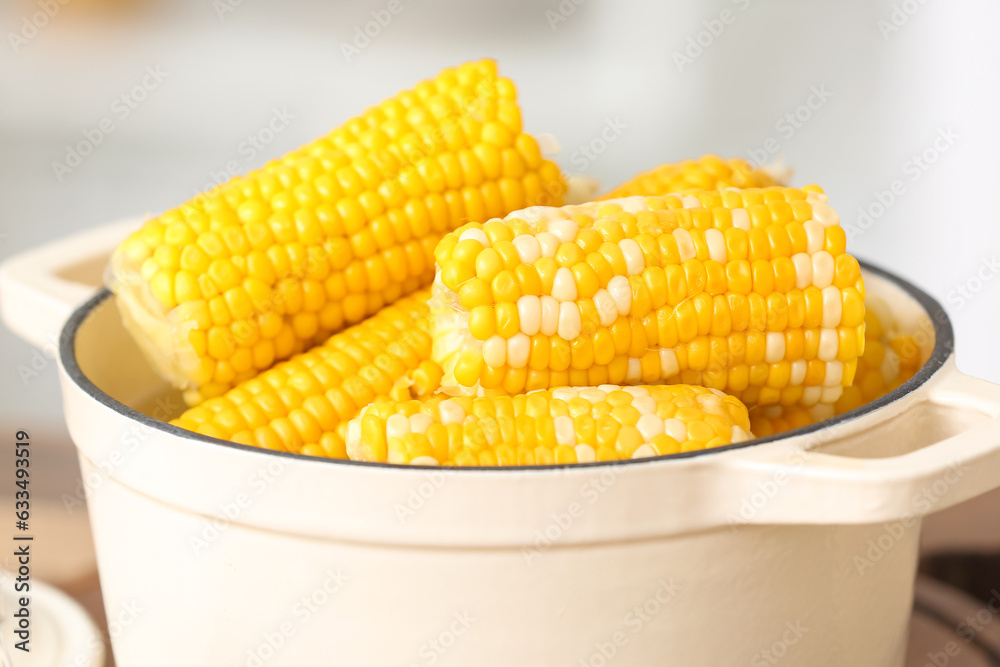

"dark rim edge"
[60, 260, 955, 472]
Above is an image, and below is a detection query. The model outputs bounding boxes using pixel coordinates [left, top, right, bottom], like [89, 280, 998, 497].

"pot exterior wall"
[82, 455, 915, 667]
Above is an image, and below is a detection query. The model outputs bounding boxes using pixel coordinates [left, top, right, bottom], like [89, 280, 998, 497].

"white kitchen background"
[2, 0, 998, 443]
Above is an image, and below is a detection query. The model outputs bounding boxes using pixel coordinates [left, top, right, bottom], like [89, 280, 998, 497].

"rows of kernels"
[345, 384, 752, 465]
[113, 59, 566, 404]
[601, 155, 778, 200]
[432, 186, 865, 408]
[170, 289, 442, 458]
[750, 306, 926, 436]
[834, 308, 922, 414]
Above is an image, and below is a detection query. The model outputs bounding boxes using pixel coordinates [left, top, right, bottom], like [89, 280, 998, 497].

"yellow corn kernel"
[431, 186, 863, 413]
[346, 384, 751, 465]
[113, 59, 566, 405]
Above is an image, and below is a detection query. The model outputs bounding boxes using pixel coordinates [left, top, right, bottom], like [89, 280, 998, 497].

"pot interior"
[64, 263, 954, 463]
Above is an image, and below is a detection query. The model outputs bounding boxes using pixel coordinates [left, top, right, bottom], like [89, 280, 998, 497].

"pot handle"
[0, 218, 139, 350]
[723, 364, 1000, 525]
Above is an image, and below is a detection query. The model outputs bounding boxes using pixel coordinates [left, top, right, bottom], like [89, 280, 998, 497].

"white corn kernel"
[548, 219, 579, 243]
[673, 228, 696, 261]
[557, 302, 582, 340]
[622, 386, 650, 399]
[483, 335, 507, 367]
[731, 426, 749, 443]
[705, 229, 727, 263]
[537, 232, 560, 257]
[552, 267, 578, 302]
[580, 388, 607, 403]
[801, 386, 823, 406]
[574, 444, 597, 463]
[731, 208, 751, 231]
[636, 413, 665, 441]
[438, 400, 466, 426]
[593, 289, 618, 327]
[386, 414, 411, 440]
[517, 295, 542, 336]
[631, 396, 656, 416]
[765, 332, 786, 364]
[619, 239, 645, 275]
[790, 359, 807, 385]
[821, 286, 842, 328]
[821, 386, 843, 403]
[507, 333, 530, 368]
[818, 329, 839, 362]
[552, 387, 578, 402]
[632, 444, 658, 459]
[812, 251, 835, 289]
[409, 456, 440, 466]
[347, 418, 361, 445]
[824, 361, 844, 387]
[660, 348, 680, 377]
[513, 235, 541, 265]
[664, 418, 688, 442]
[626, 358, 641, 382]
[459, 228, 490, 247]
[803, 220, 825, 254]
[554, 415, 576, 446]
[792, 253, 812, 290]
[540, 296, 560, 336]
[807, 196, 839, 227]
[409, 413, 433, 435]
[682, 195, 701, 209]
[607, 275, 632, 316]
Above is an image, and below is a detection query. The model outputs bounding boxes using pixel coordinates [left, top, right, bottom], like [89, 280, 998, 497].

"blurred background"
[0, 0, 999, 661]
[2, 0, 1000, 441]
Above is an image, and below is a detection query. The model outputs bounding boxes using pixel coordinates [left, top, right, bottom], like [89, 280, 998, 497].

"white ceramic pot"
[5, 221, 1000, 667]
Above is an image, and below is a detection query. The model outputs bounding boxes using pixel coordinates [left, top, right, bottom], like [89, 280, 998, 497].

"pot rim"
[60, 260, 954, 472]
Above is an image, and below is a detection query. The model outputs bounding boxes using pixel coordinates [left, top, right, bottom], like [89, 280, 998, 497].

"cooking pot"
[4, 219, 1000, 667]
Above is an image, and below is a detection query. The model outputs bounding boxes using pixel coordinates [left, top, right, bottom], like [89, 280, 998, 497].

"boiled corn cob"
[749, 297, 923, 436]
[431, 186, 866, 411]
[112, 59, 566, 405]
[346, 384, 751, 466]
[601, 155, 778, 200]
[170, 288, 441, 458]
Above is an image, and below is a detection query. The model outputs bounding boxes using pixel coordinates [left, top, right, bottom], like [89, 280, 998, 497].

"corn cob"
[111, 59, 566, 405]
[170, 289, 441, 458]
[601, 155, 778, 199]
[431, 186, 865, 411]
[346, 384, 751, 466]
[749, 300, 923, 436]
